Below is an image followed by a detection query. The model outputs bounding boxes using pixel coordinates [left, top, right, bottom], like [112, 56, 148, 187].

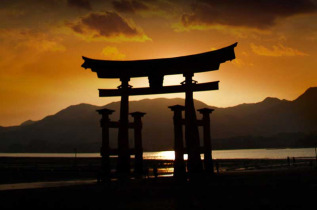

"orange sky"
[0, 0, 317, 126]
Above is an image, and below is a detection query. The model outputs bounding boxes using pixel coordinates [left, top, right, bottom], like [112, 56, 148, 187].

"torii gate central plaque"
[82, 42, 237, 178]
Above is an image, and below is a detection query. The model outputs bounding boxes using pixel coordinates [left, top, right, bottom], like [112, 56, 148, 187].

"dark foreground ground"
[0, 158, 317, 210]
[0, 168, 316, 210]
[0, 157, 316, 210]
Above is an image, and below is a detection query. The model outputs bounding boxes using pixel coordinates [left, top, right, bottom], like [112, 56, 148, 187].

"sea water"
[0, 148, 316, 160]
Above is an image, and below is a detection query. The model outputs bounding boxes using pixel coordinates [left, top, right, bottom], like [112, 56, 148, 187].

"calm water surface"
[0, 148, 316, 160]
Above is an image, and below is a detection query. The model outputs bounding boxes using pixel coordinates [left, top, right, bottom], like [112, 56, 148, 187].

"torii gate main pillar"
[183, 73, 203, 176]
[117, 77, 131, 177]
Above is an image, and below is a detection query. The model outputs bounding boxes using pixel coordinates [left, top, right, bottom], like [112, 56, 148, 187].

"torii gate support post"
[117, 76, 131, 177]
[130, 112, 146, 177]
[97, 108, 115, 182]
[183, 72, 203, 176]
[169, 105, 186, 181]
[198, 108, 214, 174]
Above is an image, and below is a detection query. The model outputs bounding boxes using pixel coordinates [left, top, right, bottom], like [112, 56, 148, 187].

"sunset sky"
[0, 0, 316, 126]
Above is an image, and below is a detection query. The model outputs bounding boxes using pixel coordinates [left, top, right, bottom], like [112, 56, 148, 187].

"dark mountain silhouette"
[0, 88, 316, 152]
[20, 120, 35, 126]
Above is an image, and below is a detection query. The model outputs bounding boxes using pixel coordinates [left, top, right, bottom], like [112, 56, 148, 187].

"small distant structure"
[82, 42, 237, 180]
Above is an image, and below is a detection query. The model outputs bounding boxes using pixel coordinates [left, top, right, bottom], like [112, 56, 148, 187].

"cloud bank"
[250, 43, 308, 56]
[181, 0, 317, 30]
[112, 0, 149, 13]
[67, 0, 92, 10]
[67, 11, 151, 42]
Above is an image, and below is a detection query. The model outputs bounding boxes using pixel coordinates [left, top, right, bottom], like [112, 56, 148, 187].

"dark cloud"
[80, 12, 138, 36]
[67, 11, 150, 41]
[112, 0, 149, 13]
[67, 0, 92, 10]
[181, 0, 317, 29]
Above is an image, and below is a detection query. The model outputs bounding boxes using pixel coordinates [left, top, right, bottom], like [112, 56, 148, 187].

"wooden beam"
[82, 43, 237, 79]
[99, 81, 219, 97]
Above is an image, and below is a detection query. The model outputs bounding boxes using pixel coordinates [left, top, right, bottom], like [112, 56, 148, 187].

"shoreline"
[1, 156, 316, 184]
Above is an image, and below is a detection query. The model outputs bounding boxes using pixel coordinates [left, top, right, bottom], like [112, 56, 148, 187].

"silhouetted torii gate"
[82, 42, 237, 179]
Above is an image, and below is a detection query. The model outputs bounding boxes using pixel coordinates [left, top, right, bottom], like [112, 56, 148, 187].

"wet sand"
[0, 157, 316, 209]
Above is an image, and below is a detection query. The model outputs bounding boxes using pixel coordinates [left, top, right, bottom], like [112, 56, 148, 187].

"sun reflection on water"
[143, 151, 189, 160]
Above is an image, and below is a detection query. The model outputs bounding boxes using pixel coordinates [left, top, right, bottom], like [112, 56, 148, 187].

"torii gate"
[82, 42, 237, 179]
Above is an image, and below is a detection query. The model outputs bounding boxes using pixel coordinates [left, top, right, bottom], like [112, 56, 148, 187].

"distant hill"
[213, 87, 317, 138]
[20, 120, 35, 126]
[0, 88, 316, 152]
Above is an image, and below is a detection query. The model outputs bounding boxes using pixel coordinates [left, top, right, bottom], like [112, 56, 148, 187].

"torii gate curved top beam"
[82, 42, 237, 88]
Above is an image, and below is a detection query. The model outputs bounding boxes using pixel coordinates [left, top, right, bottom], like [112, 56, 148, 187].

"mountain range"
[0, 87, 316, 152]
